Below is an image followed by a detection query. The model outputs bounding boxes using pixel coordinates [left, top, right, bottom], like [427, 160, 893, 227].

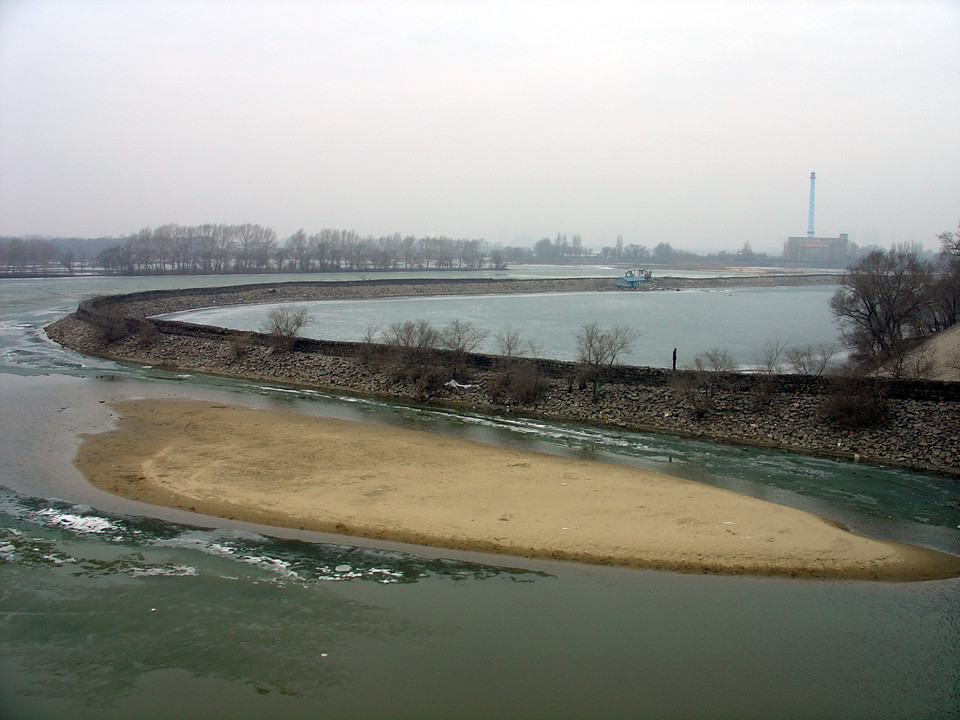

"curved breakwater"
[46, 275, 959, 477]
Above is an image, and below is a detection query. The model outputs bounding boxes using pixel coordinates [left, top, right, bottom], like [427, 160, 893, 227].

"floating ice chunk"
[37, 509, 118, 535]
[130, 565, 199, 578]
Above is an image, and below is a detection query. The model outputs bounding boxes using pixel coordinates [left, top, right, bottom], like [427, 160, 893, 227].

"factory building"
[782, 172, 854, 267]
[783, 233, 854, 267]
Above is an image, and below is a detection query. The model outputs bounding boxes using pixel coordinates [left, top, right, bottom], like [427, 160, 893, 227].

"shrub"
[670, 372, 714, 420]
[228, 332, 254, 363]
[750, 375, 776, 414]
[385, 347, 456, 399]
[92, 313, 132, 343]
[135, 320, 158, 347]
[489, 361, 547, 406]
[819, 379, 888, 429]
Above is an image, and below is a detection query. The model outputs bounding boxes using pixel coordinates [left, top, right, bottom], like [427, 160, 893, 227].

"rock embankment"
[46, 275, 959, 476]
[67, 273, 839, 319]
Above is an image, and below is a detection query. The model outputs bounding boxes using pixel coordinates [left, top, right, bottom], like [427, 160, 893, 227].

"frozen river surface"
[161, 284, 841, 368]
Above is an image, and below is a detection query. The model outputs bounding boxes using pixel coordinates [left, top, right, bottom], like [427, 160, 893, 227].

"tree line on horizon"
[0, 222, 951, 277]
[0, 224, 503, 276]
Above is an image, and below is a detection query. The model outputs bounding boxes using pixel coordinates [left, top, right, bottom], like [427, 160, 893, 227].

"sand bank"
[75, 399, 960, 580]
[911, 324, 960, 382]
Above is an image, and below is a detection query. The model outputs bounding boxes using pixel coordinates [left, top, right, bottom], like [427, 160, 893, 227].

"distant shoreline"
[1, 264, 844, 280]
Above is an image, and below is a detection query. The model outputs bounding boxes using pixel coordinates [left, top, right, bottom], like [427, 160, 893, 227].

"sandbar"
[75, 399, 960, 580]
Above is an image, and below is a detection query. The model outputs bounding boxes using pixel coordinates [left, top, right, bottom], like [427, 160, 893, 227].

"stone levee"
[46, 275, 959, 477]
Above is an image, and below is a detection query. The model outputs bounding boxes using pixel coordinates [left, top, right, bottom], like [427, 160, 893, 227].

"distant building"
[615, 268, 652, 289]
[783, 233, 854, 267]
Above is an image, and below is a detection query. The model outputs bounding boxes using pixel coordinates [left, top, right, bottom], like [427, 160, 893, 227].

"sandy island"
[75, 399, 960, 581]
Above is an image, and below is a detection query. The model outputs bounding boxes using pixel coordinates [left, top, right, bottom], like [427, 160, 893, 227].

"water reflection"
[0, 487, 550, 709]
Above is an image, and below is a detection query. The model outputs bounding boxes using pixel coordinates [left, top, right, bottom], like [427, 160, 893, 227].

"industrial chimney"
[807, 172, 816, 238]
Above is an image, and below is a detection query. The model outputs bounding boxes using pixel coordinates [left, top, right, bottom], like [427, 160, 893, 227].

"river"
[1, 268, 958, 719]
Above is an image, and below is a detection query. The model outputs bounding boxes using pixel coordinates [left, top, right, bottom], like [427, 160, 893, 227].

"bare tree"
[228, 331, 254, 363]
[261, 305, 313, 350]
[939, 223, 960, 258]
[820, 377, 889, 429]
[691, 347, 737, 372]
[70, 222, 503, 277]
[575, 322, 639, 369]
[355, 323, 382, 364]
[785, 343, 837, 376]
[830, 248, 933, 365]
[287, 229, 311, 272]
[440, 320, 488, 354]
[670, 372, 715, 420]
[574, 322, 640, 402]
[361, 323, 381, 344]
[879, 339, 937, 380]
[382, 319, 439, 349]
[379, 319, 455, 398]
[927, 222, 960, 331]
[901, 344, 935, 380]
[495, 325, 524, 357]
[489, 360, 547, 406]
[748, 341, 786, 413]
[750, 340, 787, 374]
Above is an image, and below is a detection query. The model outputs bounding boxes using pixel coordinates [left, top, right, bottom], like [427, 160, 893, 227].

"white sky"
[1, 0, 958, 252]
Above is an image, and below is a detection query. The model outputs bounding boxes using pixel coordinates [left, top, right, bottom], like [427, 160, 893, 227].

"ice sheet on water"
[0, 487, 549, 586]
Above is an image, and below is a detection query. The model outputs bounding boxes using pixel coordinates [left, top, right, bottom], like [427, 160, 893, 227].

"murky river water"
[1, 268, 958, 719]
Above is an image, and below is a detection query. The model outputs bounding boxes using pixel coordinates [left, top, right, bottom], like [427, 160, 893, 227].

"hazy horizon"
[2, 0, 958, 252]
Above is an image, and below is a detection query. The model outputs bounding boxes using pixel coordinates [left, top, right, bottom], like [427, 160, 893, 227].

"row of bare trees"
[89, 224, 500, 275]
[688, 342, 838, 376]
[95, 223, 278, 274]
[0, 236, 107, 274]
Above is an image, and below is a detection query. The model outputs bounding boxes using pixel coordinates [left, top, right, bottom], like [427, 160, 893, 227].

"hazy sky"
[1, 0, 958, 252]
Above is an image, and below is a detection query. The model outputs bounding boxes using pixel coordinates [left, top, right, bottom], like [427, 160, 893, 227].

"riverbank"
[74, 399, 960, 580]
[46, 276, 960, 477]
[904, 324, 960, 382]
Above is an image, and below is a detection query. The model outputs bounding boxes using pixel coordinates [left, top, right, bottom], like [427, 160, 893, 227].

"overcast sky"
[1, 0, 958, 252]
